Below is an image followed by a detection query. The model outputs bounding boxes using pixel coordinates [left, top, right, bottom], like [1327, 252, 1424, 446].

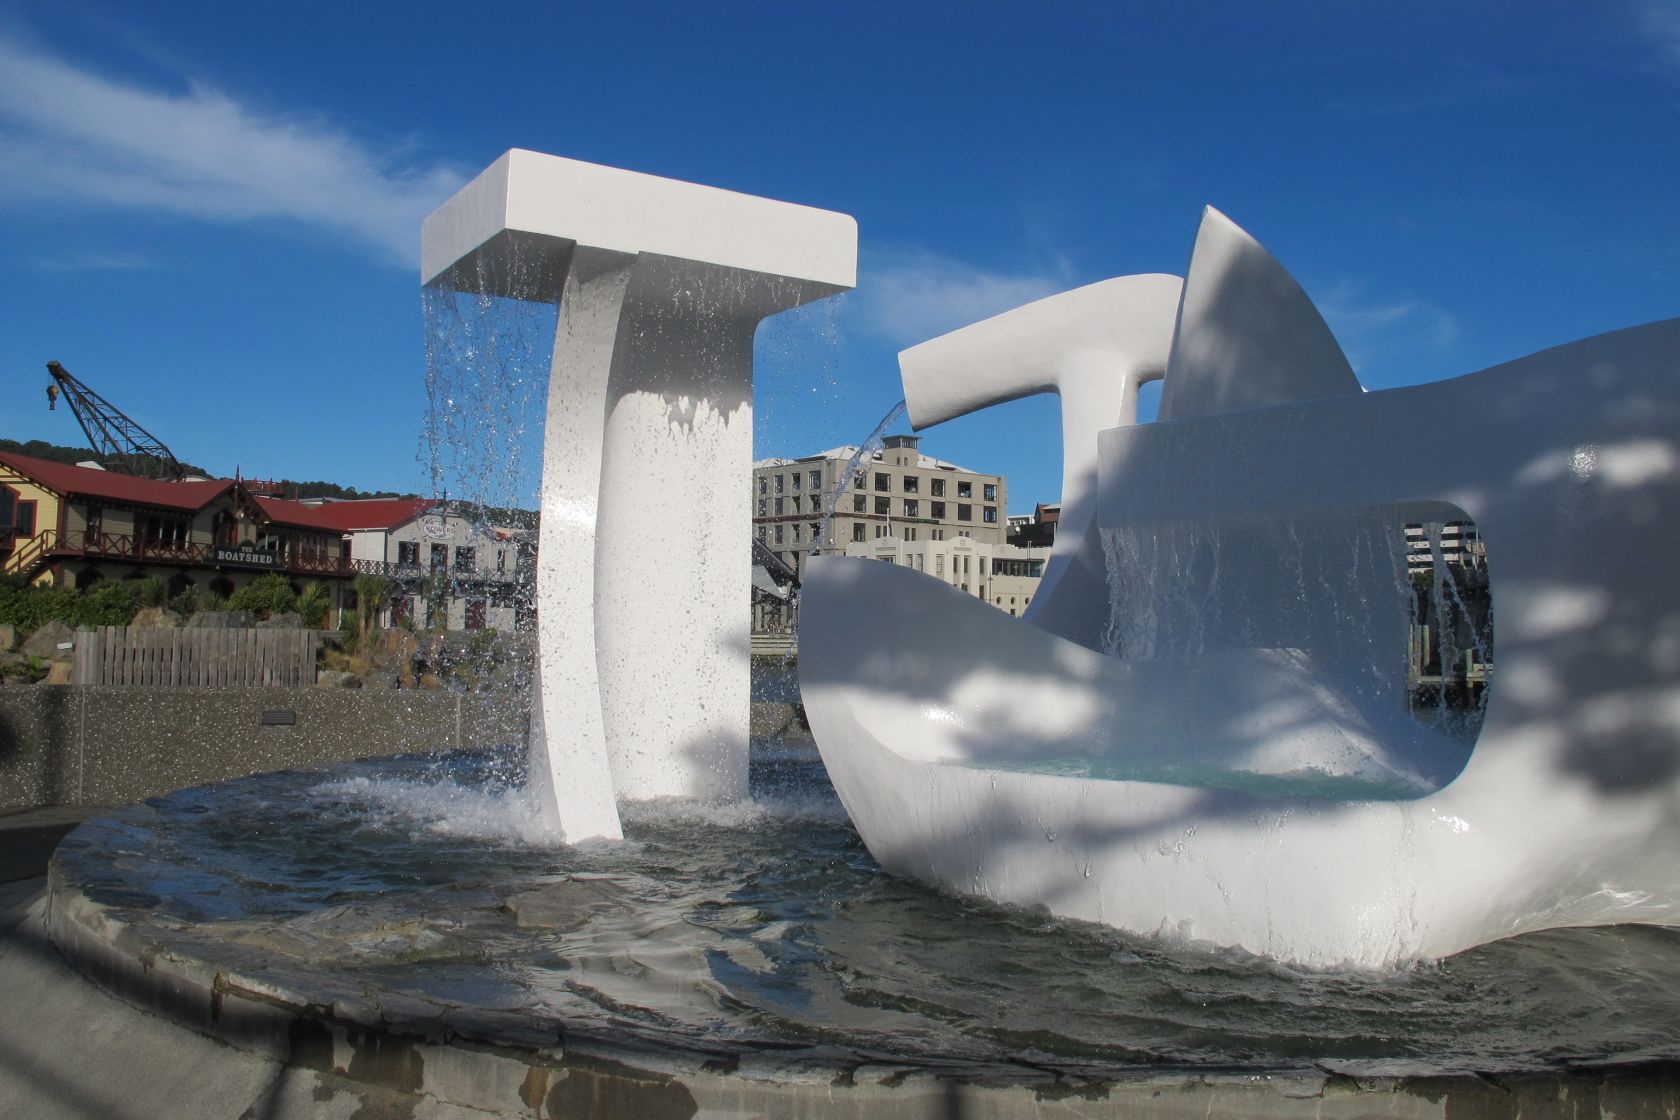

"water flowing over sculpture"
[801, 207, 1680, 967]
[424, 151, 855, 840]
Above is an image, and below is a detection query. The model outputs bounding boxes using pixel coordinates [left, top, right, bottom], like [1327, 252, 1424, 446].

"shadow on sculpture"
[801, 206, 1680, 967]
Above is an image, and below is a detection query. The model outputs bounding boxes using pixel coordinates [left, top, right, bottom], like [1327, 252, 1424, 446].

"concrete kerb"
[32, 831, 1680, 1119]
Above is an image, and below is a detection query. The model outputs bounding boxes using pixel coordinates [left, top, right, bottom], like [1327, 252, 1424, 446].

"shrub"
[297, 583, 330, 629]
[225, 572, 298, 619]
[138, 574, 169, 609]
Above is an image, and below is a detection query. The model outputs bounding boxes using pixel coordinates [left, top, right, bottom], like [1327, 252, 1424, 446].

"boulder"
[258, 611, 304, 630]
[130, 607, 183, 629]
[316, 669, 361, 689]
[0, 623, 15, 653]
[20, 620, 74, 660]
[42, 660, 73, 685]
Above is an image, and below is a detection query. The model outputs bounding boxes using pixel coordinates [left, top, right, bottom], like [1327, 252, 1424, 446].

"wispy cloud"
[1316, 280, 1460, 376]
[0, 32, 466, 267]
[1636, 0, 1680, 67]
[846, 247, 1073, 349]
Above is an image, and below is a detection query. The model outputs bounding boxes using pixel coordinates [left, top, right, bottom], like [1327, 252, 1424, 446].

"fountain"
[30, 154, 1680, 1116]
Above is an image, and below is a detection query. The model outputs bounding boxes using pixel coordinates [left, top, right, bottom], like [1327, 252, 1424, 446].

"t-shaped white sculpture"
[423, 151, 855, 841]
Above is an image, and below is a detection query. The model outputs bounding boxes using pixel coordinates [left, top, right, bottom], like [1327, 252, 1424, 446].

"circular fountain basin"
[45, 744, 1680, 1117]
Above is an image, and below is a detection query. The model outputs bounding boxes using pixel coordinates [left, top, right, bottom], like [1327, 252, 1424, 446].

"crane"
[45, 361, 186, 480]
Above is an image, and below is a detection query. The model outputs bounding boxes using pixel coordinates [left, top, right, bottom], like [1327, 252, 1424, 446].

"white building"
[843, 535, 1050, 617]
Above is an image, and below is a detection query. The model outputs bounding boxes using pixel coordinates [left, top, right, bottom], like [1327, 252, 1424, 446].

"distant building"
[843, 535, 1050, 617]
[751, 434, 1007, 582]
[0, 450, 533, 631]
[1007, 502, 1060, 549]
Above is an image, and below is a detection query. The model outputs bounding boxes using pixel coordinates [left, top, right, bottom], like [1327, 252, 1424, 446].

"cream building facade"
[752, 434, 1008, 582]
[752, 434, 1047, 617]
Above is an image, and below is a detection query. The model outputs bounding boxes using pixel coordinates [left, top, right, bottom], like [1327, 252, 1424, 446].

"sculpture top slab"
[421, 149, 857, 300]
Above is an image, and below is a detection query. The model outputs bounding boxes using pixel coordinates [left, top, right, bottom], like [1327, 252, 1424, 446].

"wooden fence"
[71, 626, 320, 688]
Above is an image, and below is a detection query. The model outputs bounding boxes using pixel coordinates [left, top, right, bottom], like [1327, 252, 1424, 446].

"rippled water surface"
[70, 744, 1680, 1077]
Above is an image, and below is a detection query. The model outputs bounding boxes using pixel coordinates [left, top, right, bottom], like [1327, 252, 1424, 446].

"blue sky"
[2, 1, 1678, 512]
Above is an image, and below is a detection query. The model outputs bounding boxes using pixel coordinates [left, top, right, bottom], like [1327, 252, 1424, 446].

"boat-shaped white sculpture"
[801, 207, 1680, 967]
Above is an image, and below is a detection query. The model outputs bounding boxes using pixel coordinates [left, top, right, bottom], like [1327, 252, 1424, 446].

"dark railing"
[12, 530, 518, 583]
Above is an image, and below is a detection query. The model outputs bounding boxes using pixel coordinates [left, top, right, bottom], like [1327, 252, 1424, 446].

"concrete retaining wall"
[0, 685, 530, 812]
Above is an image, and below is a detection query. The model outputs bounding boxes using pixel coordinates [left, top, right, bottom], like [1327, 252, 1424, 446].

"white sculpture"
[424, 151, 855, 841]
[802, 207, 1680, 966]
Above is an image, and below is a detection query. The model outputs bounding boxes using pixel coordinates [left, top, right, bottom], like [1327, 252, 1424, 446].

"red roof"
[0, 450, 233, 511]
[259, 496, 435, 532]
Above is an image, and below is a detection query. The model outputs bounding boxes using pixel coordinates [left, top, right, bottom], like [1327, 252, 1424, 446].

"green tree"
[353, 573, 391, 650]
[225, 572, 298, 619]
[296, 583, 331, 629]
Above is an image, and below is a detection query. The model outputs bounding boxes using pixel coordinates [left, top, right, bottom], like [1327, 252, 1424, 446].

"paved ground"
[0, 804, 102, 883]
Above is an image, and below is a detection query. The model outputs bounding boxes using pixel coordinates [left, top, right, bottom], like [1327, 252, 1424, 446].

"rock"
[130, 606, 182, 629]
[42, 660, 73, 685]
[0, 623, 14, 652]
[20, 620, 74, 659]
[316, 669, 361, 689]
[501, 878, 629, 930]
[258, 611, 304, 629]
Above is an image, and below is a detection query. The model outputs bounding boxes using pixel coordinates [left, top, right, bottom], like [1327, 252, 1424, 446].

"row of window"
[756, 470, 999, 504]
[760, 469, 826, 496]
[758, 494, 824, 517]
[395, 541, 507, 571]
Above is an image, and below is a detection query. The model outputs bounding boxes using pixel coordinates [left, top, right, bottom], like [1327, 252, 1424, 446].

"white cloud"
[0, 34, 466, 267]
[1315, 280, 1459, 374]
[846, 246, 1072, 348]
[1637, 0, 1680, 68]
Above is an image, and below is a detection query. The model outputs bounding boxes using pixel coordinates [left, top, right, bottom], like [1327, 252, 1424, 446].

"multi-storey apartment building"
[751, 434, 1007, 582]
[842, 534, 1050, 617]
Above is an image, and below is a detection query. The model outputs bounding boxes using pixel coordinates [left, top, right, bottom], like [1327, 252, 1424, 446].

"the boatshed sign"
[212, 546, 281, 569]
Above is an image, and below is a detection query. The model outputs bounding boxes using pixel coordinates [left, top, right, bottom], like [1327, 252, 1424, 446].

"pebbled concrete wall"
[0, 685, 529, 812]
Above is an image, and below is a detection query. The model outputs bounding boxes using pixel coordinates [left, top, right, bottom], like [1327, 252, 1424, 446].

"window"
[776, 475, 785, 493]
[903, 476, 919, 493]
[875, 472, 890, 492]
[983, 483, 997, 501]
[775, 525, 784, 543]
[811, 496, 822, 514]
[398, 541, 420, 565]
[431, 543, 448, 569]
[932, 529, 945, 541]
[497, 549, 507, 571]
[931, 478, 946, 497]
[809, 523, 820, 543]
[958, 504, 973, 521]
[465, 600, 487, 630]
[936, 555, 946, 576]
[852, 523, 866, 542]
[758, 526, 767, 542]
[758, 477, 767, 495]
[931, 501, 946, 519]
[809, 469, 822, 490]
[454, 546, 476, 570]
[792, 495, 802, 513]
[958, 481, 972, 498]
[983, 506, 998, 524]
[792, 524, 801, 542]
[903, 527, 917, 541]
[792, 472, 801, 491]
[875, 496, 890, 515]
[903, 499, 919, 518]
[875, 524, 889, 538]
[758, 498, 767, 516]
[775, 497, 785, 515]
[14, 499, 36, 538]
[852, 493, 866, 513]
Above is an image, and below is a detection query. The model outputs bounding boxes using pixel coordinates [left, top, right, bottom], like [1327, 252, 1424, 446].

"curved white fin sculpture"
[1159, 207, 1362, 421]
[803, 207, 1680, 966]
[425, 151, 855, 841]
[898, 275, 1183, 650]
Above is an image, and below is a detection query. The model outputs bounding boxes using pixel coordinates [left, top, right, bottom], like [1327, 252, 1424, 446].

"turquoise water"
[58, 743, 1680, 1078]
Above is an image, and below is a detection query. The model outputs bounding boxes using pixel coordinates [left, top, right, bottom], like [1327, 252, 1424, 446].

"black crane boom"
[45, 361, 185, 480]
